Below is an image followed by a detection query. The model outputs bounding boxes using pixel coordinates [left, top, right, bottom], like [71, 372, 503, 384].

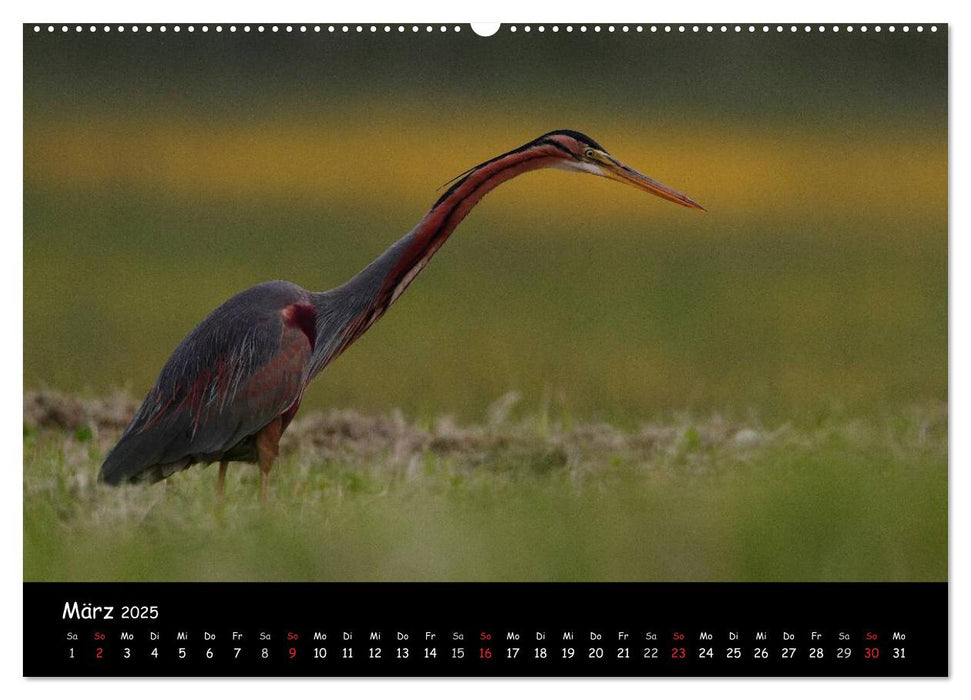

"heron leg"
[256, 417, 283, 504]
[216, 460, 228, 498]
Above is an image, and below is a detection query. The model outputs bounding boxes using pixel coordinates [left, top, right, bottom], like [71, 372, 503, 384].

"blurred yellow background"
[24, 28, 947, 423]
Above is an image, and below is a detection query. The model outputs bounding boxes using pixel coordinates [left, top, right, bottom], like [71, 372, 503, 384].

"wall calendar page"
[22, 21, 948, 679]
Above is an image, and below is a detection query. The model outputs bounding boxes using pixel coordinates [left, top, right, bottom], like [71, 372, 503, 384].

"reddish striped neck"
[311, 140, 567, 375]
[378, 142, 563, 306]
[334, 142, 565, 320]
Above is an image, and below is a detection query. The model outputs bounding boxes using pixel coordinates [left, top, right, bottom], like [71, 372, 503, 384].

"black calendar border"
[23, 581, 948, 677]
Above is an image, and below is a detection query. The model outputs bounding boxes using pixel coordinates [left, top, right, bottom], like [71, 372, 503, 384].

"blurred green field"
[23, 114, 946, 424]
[23, 30, 947, 424]
[24, 28, 947, 582]
[23, 395, 946, 582]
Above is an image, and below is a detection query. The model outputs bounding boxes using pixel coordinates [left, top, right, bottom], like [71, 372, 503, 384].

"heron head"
[538, 130, 706, 211]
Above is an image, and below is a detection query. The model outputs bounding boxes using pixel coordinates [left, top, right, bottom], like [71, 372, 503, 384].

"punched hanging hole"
[471, 23, 501, 37]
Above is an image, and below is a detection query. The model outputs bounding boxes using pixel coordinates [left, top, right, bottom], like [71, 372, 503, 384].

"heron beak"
[595, 153, 706, 211]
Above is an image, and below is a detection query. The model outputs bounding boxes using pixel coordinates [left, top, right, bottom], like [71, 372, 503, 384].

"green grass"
[23, 394, 946, 582]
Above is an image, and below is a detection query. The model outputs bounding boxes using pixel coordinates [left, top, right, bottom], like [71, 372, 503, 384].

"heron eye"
[584, 148, 595, 158]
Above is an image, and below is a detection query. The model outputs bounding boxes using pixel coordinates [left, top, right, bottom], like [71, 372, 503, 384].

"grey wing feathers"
[99, 282, 311, 485]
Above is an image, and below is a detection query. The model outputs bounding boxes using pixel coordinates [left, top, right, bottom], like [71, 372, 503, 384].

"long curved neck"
[310, 142, 562, 371]
[361, 142, 560, 308]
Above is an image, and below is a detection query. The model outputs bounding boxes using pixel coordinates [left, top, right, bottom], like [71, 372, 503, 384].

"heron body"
[99, 130, 703, 498]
